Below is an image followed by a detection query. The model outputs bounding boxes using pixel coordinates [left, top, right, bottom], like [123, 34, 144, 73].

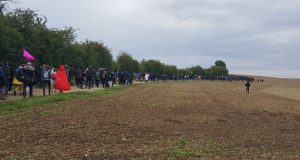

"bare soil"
[0, 79, 300, 159]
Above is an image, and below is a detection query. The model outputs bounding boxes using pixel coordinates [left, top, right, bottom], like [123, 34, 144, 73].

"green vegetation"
[0, 2, 112, 69]
[116, 52, 140, 72]
[0, 86, 125, 114]
[175, 138, 189, 146]
[9, 155, 17, 160]
[171, 148, 196, 157]
[170, 137, 220, 158]
[215, 60, 227, 68]
[170, 138, 196, 157]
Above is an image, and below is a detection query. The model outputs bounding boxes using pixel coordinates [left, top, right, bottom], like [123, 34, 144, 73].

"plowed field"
[1, 80, 300, 159]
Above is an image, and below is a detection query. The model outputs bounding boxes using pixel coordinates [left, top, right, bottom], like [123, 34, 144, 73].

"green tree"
[190, 65, 204, 76]
[215, 60, 226, 68]
[81, 40, 113, 69]
[210, 65, 228, 76]
[116, 52, 140, 72]
[140, 59, 163, 74]
[0, 15, 23, 64]
[162, 64, 177, 75]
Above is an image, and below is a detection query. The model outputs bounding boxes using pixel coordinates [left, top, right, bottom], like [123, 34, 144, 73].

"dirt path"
[0, 80, 299, 159]
[5, 86, 105, 101]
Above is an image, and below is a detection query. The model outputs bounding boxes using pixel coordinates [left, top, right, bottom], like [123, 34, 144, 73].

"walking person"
[86, 66, 96, 89]
[5, 62, 14, 93]
[41, 65, 51, 96]
[55, 65, 71, 94]
[69, 65, 76, 85]
[13, 63, 25, 96]
[22, 62, 35, 98]
[245, 80, 251, 94]
[129, 72, 134, 85]
[111, 72, 116, 87]
[50, 67, 57, 93]
[145, 73, 150, 83]
[75, 67, 83, 89]
[82, 68, 88, 89]
[64, 65, 70, 81]
[95, 69, 101, 88]
[108, 71, 113, 87]
[101, 71, 109, 88]
[0, 63, 7, 100]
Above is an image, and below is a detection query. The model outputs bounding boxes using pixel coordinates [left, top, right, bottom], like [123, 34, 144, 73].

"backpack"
[43, 70, 50, 79]
[245, 82, 250, 87]
[16, 68, 24, 82]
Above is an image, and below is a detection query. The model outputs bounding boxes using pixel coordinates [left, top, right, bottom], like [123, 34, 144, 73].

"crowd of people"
[0, 62, 71, 100]
[0, 62, 262, 100]
[0, 62, 141, 100]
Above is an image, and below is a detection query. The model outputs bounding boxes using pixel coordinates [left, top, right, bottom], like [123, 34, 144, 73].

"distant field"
[262, 78, 300, 101]
[0, 79, 299, 159]
[264, 87, 300, 101]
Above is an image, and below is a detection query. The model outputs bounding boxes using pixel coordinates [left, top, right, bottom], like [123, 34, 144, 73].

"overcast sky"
[7, 0, 300, 78]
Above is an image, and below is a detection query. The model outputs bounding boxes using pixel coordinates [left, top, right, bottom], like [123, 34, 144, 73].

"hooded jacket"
[22, 65, 35, 85]
[55, 65, 71, 91]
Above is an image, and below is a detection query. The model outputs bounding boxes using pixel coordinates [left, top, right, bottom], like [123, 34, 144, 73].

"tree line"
[0, 2, 229, 77]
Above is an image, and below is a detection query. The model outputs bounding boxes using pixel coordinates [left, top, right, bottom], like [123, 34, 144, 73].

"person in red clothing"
[55, 65, 71, 94]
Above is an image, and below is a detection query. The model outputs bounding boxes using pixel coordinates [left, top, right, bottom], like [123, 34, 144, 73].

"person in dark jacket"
[95, 70, 101, 88]
[75, 67, 82, 89]
[22, 62, 35, 98]
[102, 71, 109, 88]
[86, 66, 96, 89]
[119, 72, 125, 85]
[0, 63, 7, 100]
[5, 62, 14, 93]
[124, 72, 130, 85]
[245, 80, 251, 94]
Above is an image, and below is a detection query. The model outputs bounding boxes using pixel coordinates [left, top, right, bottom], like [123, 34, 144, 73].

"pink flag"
[23, 49, 35, 61]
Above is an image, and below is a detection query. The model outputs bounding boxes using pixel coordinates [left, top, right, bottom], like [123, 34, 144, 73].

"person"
[111, 72, 116, 86]
[82, 68, 88, 89]
[95, 69, 101, 88]
[0, 63, 6, 100]
[13, 63, 25, 96]
[245, 80, 251, 94]
[64, 65, 70, 80]
[41, 65, 51, 96]
[124, 72, 130, 85]
[145, 73, 150, 83]
[75, 67, 83, 89]
[101, 71, 109, 88]
[5, 62, 14, 93]
[50, 67, 57, 93]
[118, 72, 125, 85]
[37, 64, 46, 87]
[69, 65, 75, 85]
[129, 72, 134, 85]
[55, 65, 71, 94]
[22, 62, 35, 98]
[86, 66, 96, 89]
[108, 71, 113, 87]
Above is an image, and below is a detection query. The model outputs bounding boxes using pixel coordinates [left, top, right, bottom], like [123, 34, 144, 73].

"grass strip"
[0, 86, 125, 114]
